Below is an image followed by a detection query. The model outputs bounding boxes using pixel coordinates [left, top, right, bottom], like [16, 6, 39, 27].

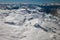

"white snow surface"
[0, 7, 60, 40]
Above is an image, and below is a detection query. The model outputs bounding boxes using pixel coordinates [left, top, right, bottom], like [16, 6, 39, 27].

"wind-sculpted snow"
[0, 4, 60, 40]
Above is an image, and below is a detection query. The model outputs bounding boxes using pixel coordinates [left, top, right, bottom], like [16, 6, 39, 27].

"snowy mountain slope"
[0, 4, 60, 40]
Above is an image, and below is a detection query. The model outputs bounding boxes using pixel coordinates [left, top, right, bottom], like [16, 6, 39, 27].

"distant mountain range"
[0, 3, 60, 15]
[0, 3, 60, 9]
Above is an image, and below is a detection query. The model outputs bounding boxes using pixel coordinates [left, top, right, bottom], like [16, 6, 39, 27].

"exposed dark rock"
[28, 17, 33, 21]
[34, 23, 48, 32]
[4, 22, 16, 25]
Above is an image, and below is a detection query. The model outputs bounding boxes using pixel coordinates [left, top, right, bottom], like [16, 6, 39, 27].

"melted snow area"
[0, 4, 60, 40]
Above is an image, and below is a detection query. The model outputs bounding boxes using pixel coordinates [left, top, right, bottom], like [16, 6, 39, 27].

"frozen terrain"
[0, 3, 60, 40]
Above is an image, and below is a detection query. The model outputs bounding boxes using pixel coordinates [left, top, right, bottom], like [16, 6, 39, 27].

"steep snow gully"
[0, 4, 60, 40]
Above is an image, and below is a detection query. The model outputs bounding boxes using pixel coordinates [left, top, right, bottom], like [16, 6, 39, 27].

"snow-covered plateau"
[0, 4, 60, 40]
